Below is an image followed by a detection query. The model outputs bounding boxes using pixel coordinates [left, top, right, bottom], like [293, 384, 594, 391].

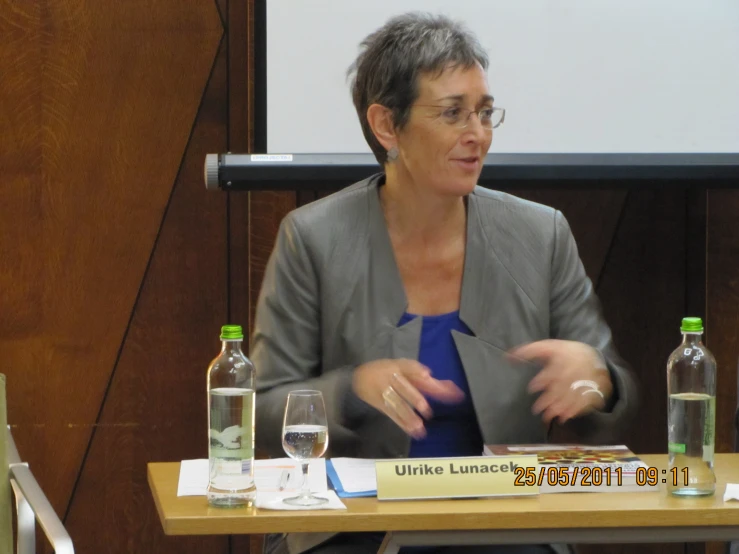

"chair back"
[0, 374, 13, 554]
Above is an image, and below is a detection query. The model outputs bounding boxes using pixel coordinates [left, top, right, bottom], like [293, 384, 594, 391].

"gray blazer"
[251, 174, 639, 554]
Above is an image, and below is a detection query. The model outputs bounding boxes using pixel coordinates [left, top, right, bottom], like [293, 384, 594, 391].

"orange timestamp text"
[513, 466, 690, 487]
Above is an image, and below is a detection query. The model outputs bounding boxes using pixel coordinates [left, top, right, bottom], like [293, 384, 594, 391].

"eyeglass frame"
[413, 104, 506, 130]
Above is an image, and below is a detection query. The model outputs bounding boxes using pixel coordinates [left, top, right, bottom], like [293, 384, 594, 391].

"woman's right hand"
[351, 358, 465, 439]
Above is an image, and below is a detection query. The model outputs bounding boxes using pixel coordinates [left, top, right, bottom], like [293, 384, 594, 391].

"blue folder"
[326, 459, 377, 498]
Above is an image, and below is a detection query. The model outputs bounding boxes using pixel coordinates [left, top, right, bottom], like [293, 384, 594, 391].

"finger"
[382, 386, 426, 439]
[509, 340, 560, 363]
[557, 402, 584, 424]
[527, 366, 560, 393]
[556, 399, 590, 425]
[397, 359, 464, 403]
[554, 388, 604, 424]
[540, 389, 580, 424]
[529, 357, 579, 392]
[385, 406, 426, 439]
[532, 377, 578, 416]
[529, 364, 571, 397]
[542, 402, 567, 426]
[413, 378, 465, 404]
[388, 407, 427, 439]
[531, 389, 559, 416]
[391, 373, 433, 418]
[396, 359, 432, 380]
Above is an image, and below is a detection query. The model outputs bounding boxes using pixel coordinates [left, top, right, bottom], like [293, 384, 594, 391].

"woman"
[252, 12, 638, 554]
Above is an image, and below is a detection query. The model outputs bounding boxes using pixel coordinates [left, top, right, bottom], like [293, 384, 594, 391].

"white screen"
[266, 0, 739, 155]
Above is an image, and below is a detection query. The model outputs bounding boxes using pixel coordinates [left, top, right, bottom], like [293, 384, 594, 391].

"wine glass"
[281, 390, 329, 506]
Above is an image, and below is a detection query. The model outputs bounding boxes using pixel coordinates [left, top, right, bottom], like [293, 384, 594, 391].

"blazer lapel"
[456, 191, 549, 445]
[366, 176, 409, 328]
[363, 177, 426, 363]
[459, 191, 543, 347]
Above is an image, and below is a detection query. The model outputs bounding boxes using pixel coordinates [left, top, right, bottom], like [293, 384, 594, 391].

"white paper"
[255, 490, 346, 511]
[176, 458, 327, 497]
[723, 483, 739, 502]
[178, 459, 209, 496]
[330, 458, 378, 493]
[254, 458, 327, 493]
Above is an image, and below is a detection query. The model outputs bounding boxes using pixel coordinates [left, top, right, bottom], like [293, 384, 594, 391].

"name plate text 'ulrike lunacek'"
[375, 456, 539, 500]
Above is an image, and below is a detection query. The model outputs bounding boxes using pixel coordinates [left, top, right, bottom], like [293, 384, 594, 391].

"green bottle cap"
[220, 325, 244, 340]
[681, 317, 703, 333]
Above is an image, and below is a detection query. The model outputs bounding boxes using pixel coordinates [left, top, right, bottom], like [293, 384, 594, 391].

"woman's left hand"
[509, 339, 614, 425]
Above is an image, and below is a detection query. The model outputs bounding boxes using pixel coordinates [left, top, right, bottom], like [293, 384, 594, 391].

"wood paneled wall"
[1, 1, 737, 553]
[1, 0, 231, 552]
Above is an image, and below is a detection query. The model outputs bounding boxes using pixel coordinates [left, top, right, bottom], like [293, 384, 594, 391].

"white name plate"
[375, 455, 539, 500]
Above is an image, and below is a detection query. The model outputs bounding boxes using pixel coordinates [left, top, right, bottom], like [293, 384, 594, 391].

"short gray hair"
[347, 12, 489, 165]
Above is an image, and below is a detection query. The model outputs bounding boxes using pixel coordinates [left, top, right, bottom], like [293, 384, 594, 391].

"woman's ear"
[366, 104, 397, 153]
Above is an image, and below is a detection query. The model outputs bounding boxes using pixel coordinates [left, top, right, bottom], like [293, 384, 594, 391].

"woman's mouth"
[452, 157, 480, 171]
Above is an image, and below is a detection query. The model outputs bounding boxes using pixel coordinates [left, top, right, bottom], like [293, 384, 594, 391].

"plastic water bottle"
[666, 317, 716, 496]
[206, 325, 256, 507]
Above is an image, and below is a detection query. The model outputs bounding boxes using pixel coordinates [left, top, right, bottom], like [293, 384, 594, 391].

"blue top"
[398, 310, 484, 458]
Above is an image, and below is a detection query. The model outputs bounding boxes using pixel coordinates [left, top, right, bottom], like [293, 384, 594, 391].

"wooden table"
[148, 454, 739, 552]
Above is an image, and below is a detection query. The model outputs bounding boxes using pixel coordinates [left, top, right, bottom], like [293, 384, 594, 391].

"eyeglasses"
[415, 105, 506, 131]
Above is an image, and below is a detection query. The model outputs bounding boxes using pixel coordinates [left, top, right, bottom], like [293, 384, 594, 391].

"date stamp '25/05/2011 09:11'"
[513, 465, 690, 487]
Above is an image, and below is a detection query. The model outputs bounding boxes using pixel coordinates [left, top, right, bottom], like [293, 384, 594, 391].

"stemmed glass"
[281, 390, 329, 506]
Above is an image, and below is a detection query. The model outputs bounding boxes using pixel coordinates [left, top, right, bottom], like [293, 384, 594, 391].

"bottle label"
[218, 460, 243, 474]
[668, 442, 686, 454]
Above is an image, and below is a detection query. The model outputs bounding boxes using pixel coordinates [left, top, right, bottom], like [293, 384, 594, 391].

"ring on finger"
[382, 385, 424, 437]
[382, 385, 402, 410]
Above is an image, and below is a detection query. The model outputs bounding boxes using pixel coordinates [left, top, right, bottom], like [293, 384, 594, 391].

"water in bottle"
[666, 317, 716, 496]
[207, 325, 257, 507]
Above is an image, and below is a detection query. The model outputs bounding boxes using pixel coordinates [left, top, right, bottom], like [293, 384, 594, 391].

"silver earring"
[387, 147, 398, 162]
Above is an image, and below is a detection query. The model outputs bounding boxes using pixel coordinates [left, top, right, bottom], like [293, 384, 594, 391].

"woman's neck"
[380, 172, 467, 244]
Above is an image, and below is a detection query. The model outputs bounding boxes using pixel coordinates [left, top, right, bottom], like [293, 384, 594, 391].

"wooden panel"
[297, 190, 320, 206]
[232, 2, 264, 551]
[595, 189, 689, 453]
[574, 189, 687, 554]
[707, 189, 739, 456]
[0, 2, 43, 339]
[228, 0, 250, 149]
[247, 191, 297, 335]
[686, 188, 707, 322]
[229, 187, 252, 331]
[229, 2, 255, 553]
[71, 429, 229, 554]
[0, 0, 222, 523]
[228, 0, 254, 331]
[63, 25, 229, 554]
[216, 0, 227, 27]
[705, 188, 739, 554]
